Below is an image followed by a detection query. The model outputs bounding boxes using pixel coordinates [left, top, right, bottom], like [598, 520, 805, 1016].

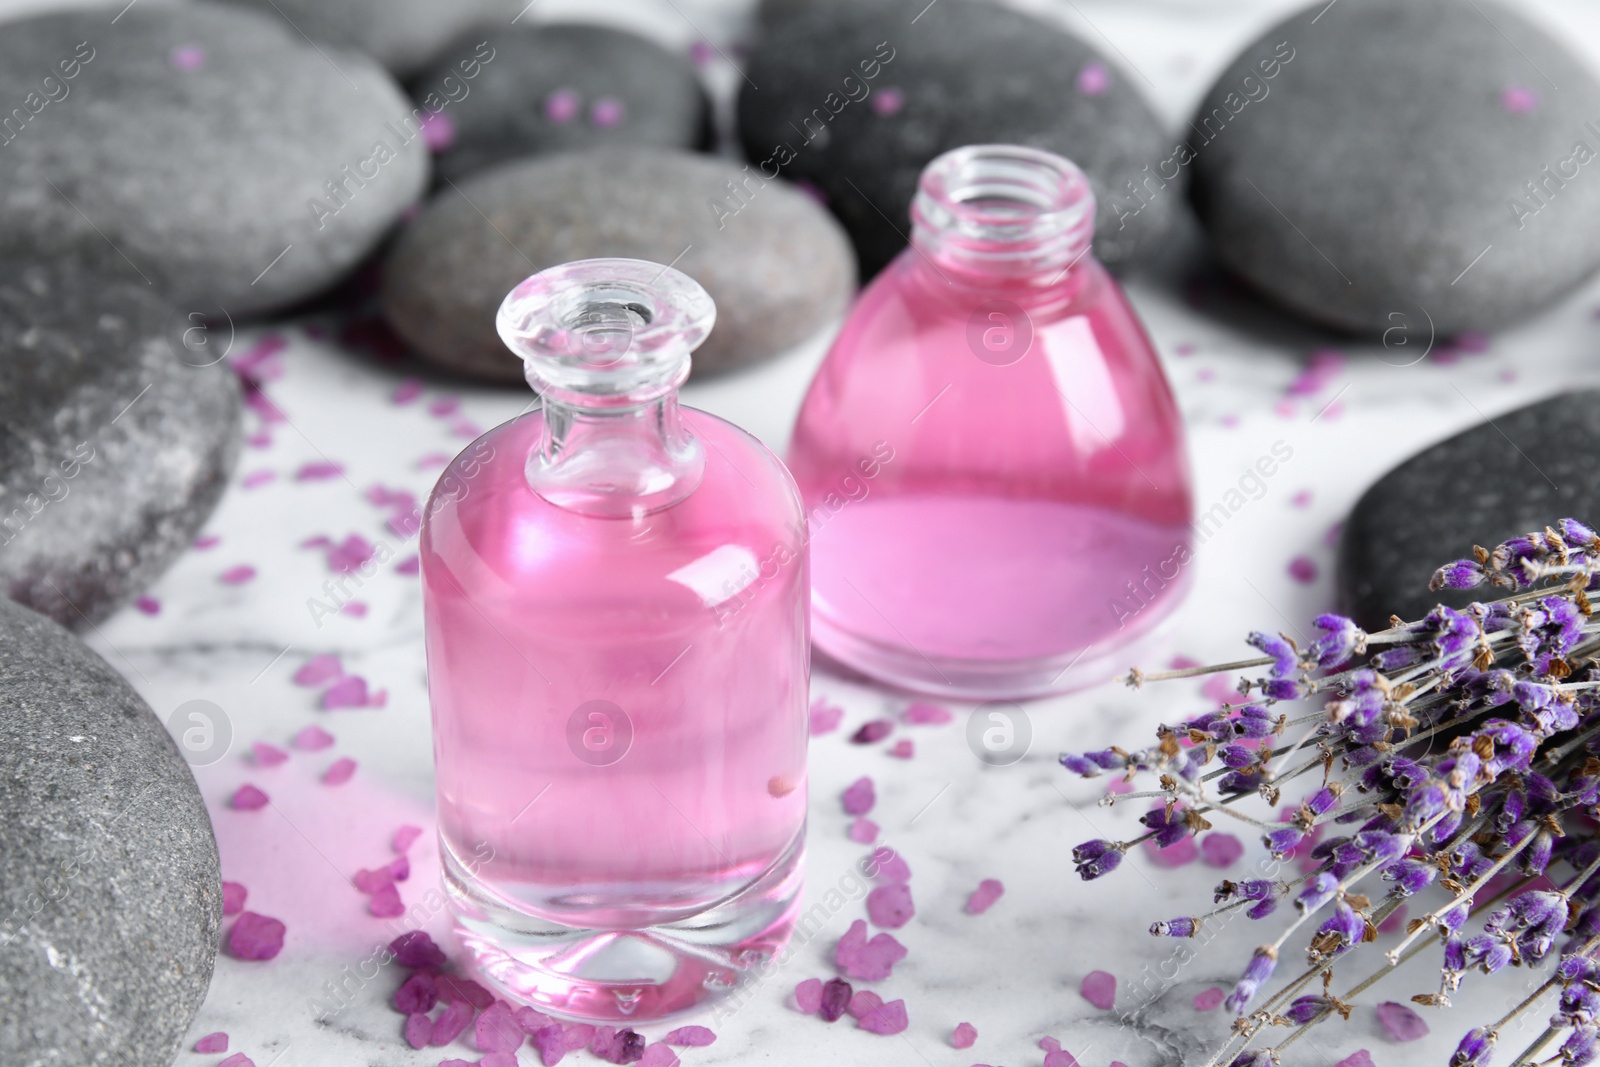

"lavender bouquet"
[1062, 520, 1600, 1067]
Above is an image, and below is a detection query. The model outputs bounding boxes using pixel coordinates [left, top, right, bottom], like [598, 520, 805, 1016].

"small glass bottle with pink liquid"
[420, 259, 809, 1020]
[788, 144, 1194, 699]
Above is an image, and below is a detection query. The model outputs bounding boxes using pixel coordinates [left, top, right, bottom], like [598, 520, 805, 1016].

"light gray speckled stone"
[0, 3, 429, 317]
[0, 252, 240, 630]
[1190, 0, 1600, 334]
[416, 24, 710, 184]
[381, 150, 857, 381]
[0, 595, 220, 1067]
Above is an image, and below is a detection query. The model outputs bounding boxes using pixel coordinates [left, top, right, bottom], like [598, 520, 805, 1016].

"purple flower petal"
[1080, 970, 1116, 1011]
[1376, 1002, 1429, 1042]
[965, 878, 1005, 915]
[230, 784, 269, 810]
[228, 911, 285, 960]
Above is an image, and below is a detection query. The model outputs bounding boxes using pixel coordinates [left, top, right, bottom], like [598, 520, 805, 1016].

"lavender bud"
[1450, 1027, 1496, 1067]
[1150, 917, 1198, 937]
[1560, 1026, 1600, 1067]
[1561, 518, 1600, 547]
[1295, 872, 1338, 913]
[1431, 559, 1485, 590]
[1263, 826, 1306, 858]
[1072, 839, 1124, 881]
[1284, 995, 1330, 1025]
[1262, 678, 1309, 701]
[1058, 753, 1102, 776]
[1247, 631, 1298, 677]
[1224, 947, 1278, 1013]
[1227, 1052, 1275, 1067]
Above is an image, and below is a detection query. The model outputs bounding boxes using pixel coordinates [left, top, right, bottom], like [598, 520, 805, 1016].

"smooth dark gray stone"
[417, 24, 710, 184]
[0, 4, 429, 317]
[737, 0, 1176, 277]
[382, 149, 857, 381]
[1337, 390, 1600, 630]
[218, 0, 526, 77]
[0, 253, 240, 629]
[0, 595, 220, 1066]
[1190, 0, 1600, 335]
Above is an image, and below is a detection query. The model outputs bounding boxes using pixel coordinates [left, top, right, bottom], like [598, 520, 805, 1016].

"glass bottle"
[788, 145, 1194, 699]
[420, 259, 809, 1020]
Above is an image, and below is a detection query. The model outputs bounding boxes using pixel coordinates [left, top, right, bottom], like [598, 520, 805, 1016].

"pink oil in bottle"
[421, 260, 808, 1020]
[789, 145, 1194, 699]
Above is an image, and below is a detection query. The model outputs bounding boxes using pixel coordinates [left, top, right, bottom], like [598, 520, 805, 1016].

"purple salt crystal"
[858, 998, 909, 1035]
[1376, 1001, 1429, 1041]
[1080, 970, 1116, 1010]
[819, 977, 853, 1022]
[866, 883, 914, 928]
[389, 930, 447, 969]
[847, 989, 883, 1019]
[965, 878, 1005, 914]
[842, 776, 876, 815]
[222, 881, 247, 916]
[476, 1001, 521, 1052]
[531, 1024, 569, 1065]
[195, 1032, 229, 1053]
[662, 1025, 715, 1046]
[228, 911, 285, 960]
[851, 719, 894, 743]
[795, 977, 823, 1014]
[869, 846, 911, 884]
[404, 1012, 432, 1049]
[394, 972, 438, 1014]
[431, 1001, 474, 1046]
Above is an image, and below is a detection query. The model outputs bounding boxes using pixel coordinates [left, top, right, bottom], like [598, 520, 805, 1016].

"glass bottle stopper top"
[911, 144, 1096, 272]
[496, 257, 717, 404]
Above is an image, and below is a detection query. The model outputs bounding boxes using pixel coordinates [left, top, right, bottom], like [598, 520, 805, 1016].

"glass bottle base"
[811, 575, 1191, 700]
[442, 831, 806, 1022]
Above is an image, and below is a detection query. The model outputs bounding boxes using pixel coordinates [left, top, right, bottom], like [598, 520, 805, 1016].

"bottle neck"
[530, 390, 704, 518]
[909, 145, 1096, 286]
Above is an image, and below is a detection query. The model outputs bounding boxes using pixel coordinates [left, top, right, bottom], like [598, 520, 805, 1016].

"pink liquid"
[421, 407, 808, 1018]
[790, 250, 1193, 696]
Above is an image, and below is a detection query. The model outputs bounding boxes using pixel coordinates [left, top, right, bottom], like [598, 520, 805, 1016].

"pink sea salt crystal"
[1040, 1037, 1061, 1052]
[230, 784, 269, 810]
[390, 930, 447, 968]
[291, 724, 335, 750]
[241, 470, 275, 489]
[218, 1055, 255, 1067]
[353, 866, 394, 894]
[404, 1012, 433, 1049]
[819, 977, 852, 1022]
[1076, 61, 1109, 95]
[476, 1002, 522, 1052]
[294, 653, 343, 687]
[369, 883, 404, 917]
[870, 846, 911, 884]
[1105, 776, 1134, 795]
[1291, 489, 1313, 508]
[851, 719, 893, 743]
[835, 919, 908, 980]
[902, 701, 952, 725]
[593, 1026, 647, 1063]
[590, 97, 625, 127]
[842, 776, 875, 815]
[795, 978, 824, 1014]
[871, 87, 903, 117]
[965, 878, 1004, 915]
[296, 461, 344, 481]
[219, 565, 257, 585]
[1201, 674, 1239, 706]
[662, 1025, 715, 1047]
[867, 883, 914, 928]
[323, 757, 357, 785]
[431, 1001, 474, 1046]
[887, 739, 914, 758]
[1200, 833, 1243, 868]
[1287, 348, 1345, 396]
[1044, 1050, 1081, 1067]
[438, 976, 495, 1009]
[394, 825, 423, 853]
[420, 109, 456, 151]
[251, 742, 288, 767]
[392, 378, 423, 404]
[1194, 986, 1224, 1011]
[847, 989, 883, 1019]
[808, 699, 843, 734]
[1502, 85, 1539, 113]
[1080, 970, 1116, 1010]
[952, 1022, 977, 1049]
[481, 1054, 519, 1067]
[531, 1024, 569, 1065]
[848, 817, 879, 843]
[222, 881, 247, 915]
[321, 675, 374, 710]
[516, 1007, 555, 1034]
[194, 1032, 229, 1052]
[1288, 556, 1318, 583]
[396, 554, 421, 576]
[1336, 1052, 1376, 1067]
[1376, 1001, 1428, 1041]
[1378, 903, 1408, 934]
[228, 911, 285, 960]
[169, 43, 205, 69]
[640, 1046, 680, 1067]
[135, 595, 160, 615]
[859, 999, 908, 1035]
[545, 87, 580, 123]
[194, 534, 220, 549]
[395, 972, 438, 1014]
[1144, 835, 1198, 868]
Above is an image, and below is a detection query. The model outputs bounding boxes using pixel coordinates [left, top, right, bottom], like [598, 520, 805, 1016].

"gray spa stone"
[737, 0, 1175, 277]
[0, 594, 221, 1066]
[1337, 390, 1600, 630]
[0, 252, 240, 629]
[1189, 0, 1600, 334]
[417, 24, 710, 184]
[0, 3, 429, 317]
[381, 149, 856, 381]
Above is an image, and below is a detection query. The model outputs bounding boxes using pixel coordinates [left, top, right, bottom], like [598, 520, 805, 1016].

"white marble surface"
[10, 0, 1600, 1065]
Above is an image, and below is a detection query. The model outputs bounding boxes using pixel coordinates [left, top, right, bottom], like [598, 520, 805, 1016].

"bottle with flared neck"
[788, 145, 1194, 699]
[421, 259, 809, 1020]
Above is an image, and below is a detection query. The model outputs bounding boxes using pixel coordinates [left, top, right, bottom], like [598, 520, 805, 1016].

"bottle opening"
[911, 145, 1096, 276]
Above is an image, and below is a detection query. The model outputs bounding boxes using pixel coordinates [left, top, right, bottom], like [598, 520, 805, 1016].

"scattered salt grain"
[842, 776, 875, 816]
[390, 930, 447, 969]
[228, 911, 285, 960]
[847, 989, 883, 1019]
[293, 654, 343, 687]
[219, 565, 257, 585]
[819, 977, 852, 1022]
[222, 881, 247, 916]
[848, 817, 879, 843]
[1336, 1052, 1377, 1067]
[291, 725, 335, 750]
[866, 883, 914, 928]
[296, 461, 344, 481]
[431, 1001, 474, 1046]
[323, 757, 357, 785]
[1044, 1051, 1081, 1067]
[404, 1012, 432, 1048]
[135, 596, 160, 615]
[952, 1022, 977, 1049]
[851, 720, 893, 744]
[965, 879, 1004, 915]
[476, 1002, 522, 1052]
[394, 824, 423, 853]
[395, 972, 438, 1014]
[1194, 986, 1224, 1011]
[194, 1032, 229, 1053]
[869, 846, 911, 884]
[859, 999, 908, 1035]
[369, 883, 404, 917]
[662, 1025, 715, 1047]
[437, 976, 494, 1009]
[1376, 1001, 1428, 1042]
[795, 978, 823, 1014]
[902, 702, 952, 725]
[809, 699, 843, 735]
[640, 1045, 680, 1067]
[218, 1055, 255, 1067]
[230, 784, 269, 810]
[887, 739, 914, 758]
[1200, 833, 1243, 868]
[835, 919, 908, 980]
[1080, 970, 1116, 1010]
[251, 742, 288, 767]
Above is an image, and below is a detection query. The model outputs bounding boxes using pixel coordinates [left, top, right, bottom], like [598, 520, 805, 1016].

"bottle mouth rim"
[911, 144, 1095, 259]
[496, 258, 716, 401]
